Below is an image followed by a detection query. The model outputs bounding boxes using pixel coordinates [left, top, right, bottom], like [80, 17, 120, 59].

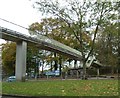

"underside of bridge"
[0, 26, 82, 81]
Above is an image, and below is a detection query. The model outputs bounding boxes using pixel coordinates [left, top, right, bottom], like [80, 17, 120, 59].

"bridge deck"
[0, 26, 82, 60]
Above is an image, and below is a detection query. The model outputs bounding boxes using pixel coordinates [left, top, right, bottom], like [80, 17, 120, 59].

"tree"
[27, 45, 39, 77]
[2, 42, 16, 76]
[95, 22, 119, 74]
[27, 45, 49, 78]
[33, 0, 118, 79]
[29, 18, 80, 73]
[117, 2, 120, 74]
[2, 42, 41, 77]
[94, 2, 120, 74]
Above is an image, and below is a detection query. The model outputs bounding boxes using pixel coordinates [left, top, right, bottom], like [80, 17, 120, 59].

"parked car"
[45, 70, 60, 76]
[6, 76, 16, 82]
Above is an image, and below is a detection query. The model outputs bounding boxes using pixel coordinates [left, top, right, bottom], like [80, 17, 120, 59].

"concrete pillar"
[15, 41, 27, 81]
[97, 68, 100, 79]
[97, 68, 100, 76]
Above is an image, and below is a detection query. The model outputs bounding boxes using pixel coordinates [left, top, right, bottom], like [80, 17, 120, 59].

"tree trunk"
[54, 60, 58, 71]
[41, 60, 44, 78]
[59, 57, 62, 76]
[54, 53, 58, 71]
[50, 61, 52, 71]
[118, 19, 120, 77]
[111, 67, 114, 75]
[74, 60, 77, 68]
[82, 61, 87, 80]
[69, 60, 71, 67]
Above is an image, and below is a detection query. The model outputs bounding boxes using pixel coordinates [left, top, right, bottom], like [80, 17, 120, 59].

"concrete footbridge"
[0, 22, 82, 81]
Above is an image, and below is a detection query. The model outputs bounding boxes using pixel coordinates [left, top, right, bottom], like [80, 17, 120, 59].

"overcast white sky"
[0, 0, 41, 44]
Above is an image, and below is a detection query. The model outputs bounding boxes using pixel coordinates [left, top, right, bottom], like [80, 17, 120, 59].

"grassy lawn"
[2, 79, 118, 96]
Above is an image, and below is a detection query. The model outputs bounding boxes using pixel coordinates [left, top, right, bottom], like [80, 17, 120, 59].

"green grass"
[2, 80, 118, 96]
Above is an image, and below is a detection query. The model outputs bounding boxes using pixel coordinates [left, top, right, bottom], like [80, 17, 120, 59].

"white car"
[6, 76, 16, 82]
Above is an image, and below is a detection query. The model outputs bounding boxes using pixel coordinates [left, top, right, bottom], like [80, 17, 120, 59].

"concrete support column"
[97, 68, 100, 79]
[97, 68, 100, 76]
[15, 41, 27, 81]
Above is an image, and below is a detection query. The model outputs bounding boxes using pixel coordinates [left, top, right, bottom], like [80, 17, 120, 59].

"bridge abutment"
[15, 41, 27, 82]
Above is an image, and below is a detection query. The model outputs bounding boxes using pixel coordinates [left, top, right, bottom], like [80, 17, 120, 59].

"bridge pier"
[15, 41, 27, 81]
